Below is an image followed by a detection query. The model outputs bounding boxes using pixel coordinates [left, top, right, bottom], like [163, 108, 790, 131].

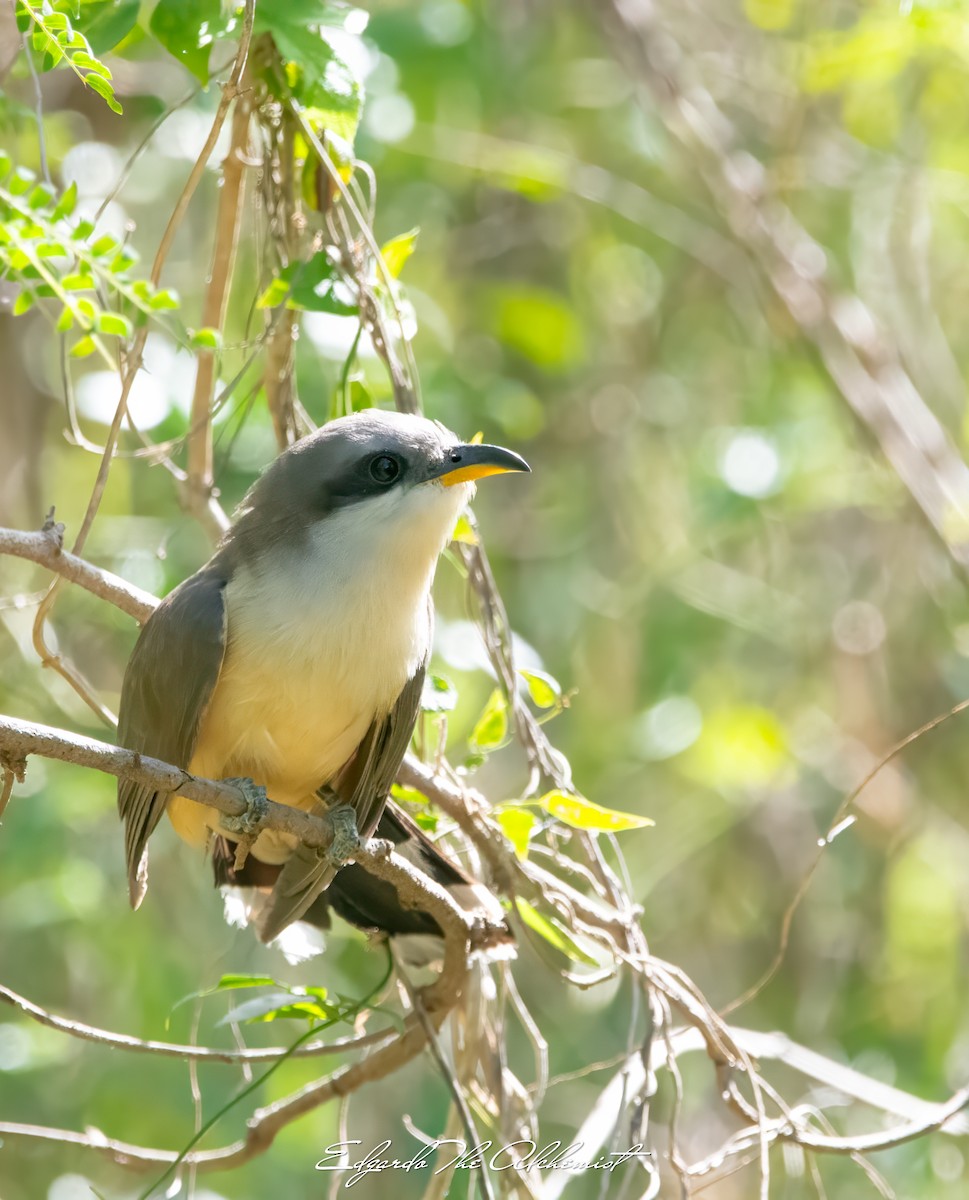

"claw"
[220, 777, 269, 842]
[325, 804, 362, 866]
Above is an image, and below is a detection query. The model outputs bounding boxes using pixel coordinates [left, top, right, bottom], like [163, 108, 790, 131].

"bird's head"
[229, 409, 530, 570]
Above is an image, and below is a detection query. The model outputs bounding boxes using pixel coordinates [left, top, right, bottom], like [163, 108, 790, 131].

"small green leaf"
[347, 378, 371, 412]
[71, 219, 95, 240]
[216, 991, 308, 1025]
[70, 335, 96, 357]
[257, 275, 291, 309]
[497, 807, 535, 859]
[189, 326, 223, 350]
[470, 689, 507, 751]
[110, 247, 138, 272]
[390, 783, 429, 807]
[380, 228, 419, 279]
[62, 272, 95, 291]
[96, 311, 132, 337]
[9, 167, 36, 196]
[515, 898, 598, 966]
[421, 673, 458, 713]
[73, 51, 112, 78]
[538, 790, 654, 833]
[213, 973, 284, 992]
[519, 668, 561, 709]
[56, 306, 74, 331]
[148, 288, 180, 310]
[84, 73, 122, 114]
[90, 233, 119, 257]
[451, 513, 478, 545]
[28, 183, 55, 210]
[12, 288, 34, 315]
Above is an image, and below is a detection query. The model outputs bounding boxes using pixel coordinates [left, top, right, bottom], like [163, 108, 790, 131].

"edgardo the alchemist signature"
[315, 1139, 654, 1188]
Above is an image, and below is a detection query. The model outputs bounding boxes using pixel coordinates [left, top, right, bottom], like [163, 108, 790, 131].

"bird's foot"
[325, 804, 363, 867]
[220, 778, 269, 869]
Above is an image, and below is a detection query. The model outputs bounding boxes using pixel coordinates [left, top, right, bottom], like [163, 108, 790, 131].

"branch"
[0, 981, 402, 1064]
[185, 61, 253, 531]
[0, 519, 156, 624]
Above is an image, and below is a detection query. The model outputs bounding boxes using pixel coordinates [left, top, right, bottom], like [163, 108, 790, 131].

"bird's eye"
[369, 455, 400, 484]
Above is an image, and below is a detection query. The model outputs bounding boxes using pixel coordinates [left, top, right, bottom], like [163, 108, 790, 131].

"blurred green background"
[3, 0, 969, 1197]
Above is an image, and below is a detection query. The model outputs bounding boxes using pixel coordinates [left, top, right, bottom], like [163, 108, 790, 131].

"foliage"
[2, 0, 969, 1197]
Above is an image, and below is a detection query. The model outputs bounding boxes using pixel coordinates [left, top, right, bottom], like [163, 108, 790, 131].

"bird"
[116, 408, 529, 947]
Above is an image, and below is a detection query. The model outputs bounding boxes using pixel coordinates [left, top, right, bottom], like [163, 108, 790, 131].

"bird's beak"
[428, 443, 531, 488]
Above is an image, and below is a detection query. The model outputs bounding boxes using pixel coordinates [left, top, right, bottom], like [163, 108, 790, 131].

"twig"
[0, 521, 157, 624]
[0, 981, 402, 1064]
[185, 65, 253, 532]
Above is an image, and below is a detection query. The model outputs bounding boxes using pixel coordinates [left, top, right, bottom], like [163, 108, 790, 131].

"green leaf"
[62, 272, 95, 290]
[497, 807, 535, 860]
[9, 167, 36, 196]
[256, 13, 365, 144]
[390, 783, 428, 807]
[84, 73, 122, 114]
[189, 326, 223, 349]
[257, 275, 291, 309]
[470, 689, 507, 751]
[218, 988, 337, 1026]
[52, 180, 78, 220]
[70, 334, 96, 357]
[451, 513, 477, 545]
[515, 898, 598, 966]
[538, 790, 654, 833]
[73, 50, 112, 78]
[90, 233, 119, 257]
[347, 378, 371, 412]
[211, 973, 280, 992]
[380, 228, 419, 278]
[421, 673, 457, 713]
[71, 219, 95, 240]
[12, 288, 34, 315]
[56, 306, 74, 331]
[259, 254, 358, 315]
[96, 311, 132, 337]
[27, 182, 55, 209]
[148, 288, 180, 310]
[149, 0, 231, 84]
[289, 254, 357, 314]
[519, 668, 561, 709]
[80, 0, 141, 54]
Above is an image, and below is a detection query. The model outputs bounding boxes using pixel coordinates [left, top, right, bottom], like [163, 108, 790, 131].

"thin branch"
[185, 67, 254, 533]
[0, 519, 157, 624]
[0, 981, 403, 1064]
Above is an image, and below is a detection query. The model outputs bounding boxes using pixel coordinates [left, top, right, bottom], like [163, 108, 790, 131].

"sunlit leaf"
[421, 673, 458, 713]
[189, 326, 223, 350]
[380, 228, 419, 278]
[470, 689, 507, 750]
[497, 807, 535, 859]
[538, 790, 653, 833]
[515, 898, 598, 966]
[518, 668, 561, 709]
[451, 513, 478, 545]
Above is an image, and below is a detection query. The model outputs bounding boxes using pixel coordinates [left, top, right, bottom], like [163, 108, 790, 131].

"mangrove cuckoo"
[116, 409, 528, 944]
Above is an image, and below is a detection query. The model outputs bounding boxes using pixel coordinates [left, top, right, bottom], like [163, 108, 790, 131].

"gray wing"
[117, 565, 228, 908]
[257, 658, 427, 942]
